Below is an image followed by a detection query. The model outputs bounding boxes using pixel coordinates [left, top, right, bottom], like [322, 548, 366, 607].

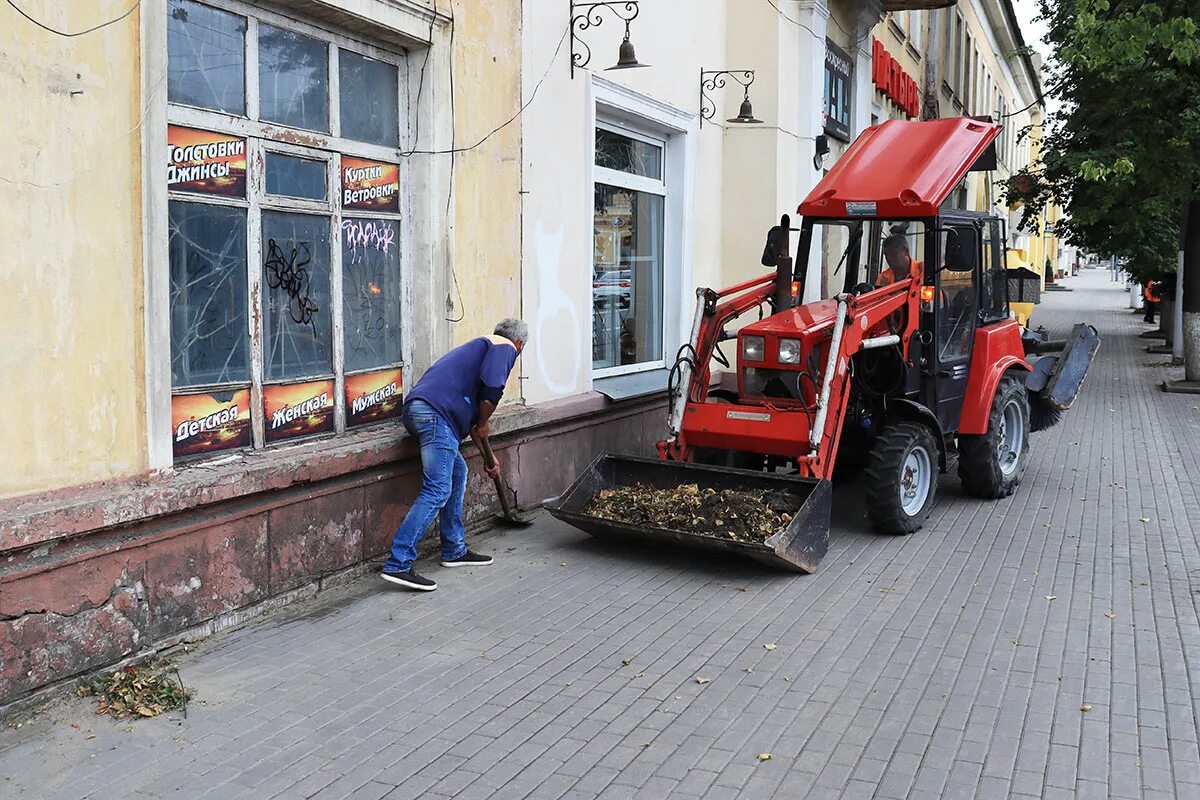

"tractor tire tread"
[958, 372, 1030, 499]
[864, 422, 939, 535]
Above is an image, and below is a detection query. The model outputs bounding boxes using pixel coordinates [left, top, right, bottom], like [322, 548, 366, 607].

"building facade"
[1, 0, 544, 707]
[0, 0, 1054, 708]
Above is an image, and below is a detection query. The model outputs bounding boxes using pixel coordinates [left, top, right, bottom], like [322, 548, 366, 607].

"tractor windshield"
[807, 219, 927, 299]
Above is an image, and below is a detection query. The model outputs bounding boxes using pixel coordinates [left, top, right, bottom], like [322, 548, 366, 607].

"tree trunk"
[1184, 199, 1200, 381]
[1174, 250, 1184, 361]
[1160, 293, 1174, 342]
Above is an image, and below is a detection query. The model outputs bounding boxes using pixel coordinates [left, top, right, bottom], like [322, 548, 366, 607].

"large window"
[167, 0, 408, 460]
[592, 126, 666, 375]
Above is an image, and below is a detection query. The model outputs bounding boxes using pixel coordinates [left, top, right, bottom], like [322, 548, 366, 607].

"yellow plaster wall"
[445, 1, 522, 351]
[0, 3, 146, 499]
[440, 0, 523, 401]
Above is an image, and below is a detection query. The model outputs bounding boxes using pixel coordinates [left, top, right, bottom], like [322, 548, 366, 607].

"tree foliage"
[1007, 0, 1200, 284]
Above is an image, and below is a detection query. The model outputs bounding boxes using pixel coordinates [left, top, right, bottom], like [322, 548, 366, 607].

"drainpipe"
[923, 10, 942, 120]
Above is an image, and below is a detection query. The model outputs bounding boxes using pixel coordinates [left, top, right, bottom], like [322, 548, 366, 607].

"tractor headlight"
[741, 335, 765, 362]
[778, 338, 802, 364]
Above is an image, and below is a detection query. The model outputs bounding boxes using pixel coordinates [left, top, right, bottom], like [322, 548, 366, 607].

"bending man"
[382, 319, 527, 592]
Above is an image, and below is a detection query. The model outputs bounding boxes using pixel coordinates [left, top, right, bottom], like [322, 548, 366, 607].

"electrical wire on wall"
[442, 0, 465, 322]
[762, 0, 873, 50]
[401, 15, 571, 321]
[5, 0, 139, 37]
[403, 25, 571, 158]
[399, 10, 438, 159]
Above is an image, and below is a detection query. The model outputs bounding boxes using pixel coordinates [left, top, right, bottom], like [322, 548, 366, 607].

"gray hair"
[494, 318, 529, 345]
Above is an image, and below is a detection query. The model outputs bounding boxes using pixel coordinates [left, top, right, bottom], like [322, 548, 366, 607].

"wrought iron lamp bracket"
[700, 69, 758, 128]
[570, 1, 643, 78]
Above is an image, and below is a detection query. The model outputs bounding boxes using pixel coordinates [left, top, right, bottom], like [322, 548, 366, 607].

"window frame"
[907, 10, 924, 57]
[589, 79, 695, 385]
[979, 217, 1009, 324]
[592, 121, 669, 378]
[164, 0, 414, 452]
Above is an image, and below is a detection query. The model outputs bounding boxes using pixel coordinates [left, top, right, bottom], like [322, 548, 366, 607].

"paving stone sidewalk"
[4, 268, 1200, 800]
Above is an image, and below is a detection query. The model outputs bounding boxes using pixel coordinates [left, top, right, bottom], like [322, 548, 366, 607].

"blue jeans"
[384, 400, 468, 572]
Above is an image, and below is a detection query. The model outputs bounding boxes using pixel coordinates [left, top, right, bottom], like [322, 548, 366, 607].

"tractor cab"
[741, 117, 1015, 441]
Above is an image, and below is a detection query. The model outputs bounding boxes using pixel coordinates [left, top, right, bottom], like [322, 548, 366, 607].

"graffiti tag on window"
[264, 238, 319, 325]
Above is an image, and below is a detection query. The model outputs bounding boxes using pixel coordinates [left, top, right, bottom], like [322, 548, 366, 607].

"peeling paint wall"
[0, 3, 146, 499]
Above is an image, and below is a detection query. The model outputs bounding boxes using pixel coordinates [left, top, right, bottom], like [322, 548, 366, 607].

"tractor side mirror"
[761, 226, 781, 267]
[941, 227, 979, 272]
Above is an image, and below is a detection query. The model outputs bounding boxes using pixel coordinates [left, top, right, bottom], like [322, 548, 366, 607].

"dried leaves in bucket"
[77, 663, 190, 719]
[584, 483, 799, 543]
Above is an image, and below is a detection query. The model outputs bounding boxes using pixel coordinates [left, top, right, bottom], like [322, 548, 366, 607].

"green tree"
[1007, 0, 1200, 377]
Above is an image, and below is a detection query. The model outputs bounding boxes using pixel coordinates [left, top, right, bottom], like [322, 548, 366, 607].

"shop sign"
[345, 368, 403, 428]
[264, 379, 335, 443]
[824, 40, 853, 142]
[871, 38, 920, 119]
[172, 389, 252, 459]
[167, 125, 247, 197]
[341, 156, 400, 212]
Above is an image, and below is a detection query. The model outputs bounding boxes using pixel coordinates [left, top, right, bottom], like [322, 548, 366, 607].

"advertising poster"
[167, 125, 247, 197]
[172, 389, 252, 460]
[340, 156, 400, 212]
[345, 368, 403, 428]
[264, 379, 335, 443]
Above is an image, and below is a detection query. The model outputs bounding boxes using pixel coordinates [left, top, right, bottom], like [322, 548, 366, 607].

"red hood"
[800, 117, 1001, 219]
[743, 298, 840, 337]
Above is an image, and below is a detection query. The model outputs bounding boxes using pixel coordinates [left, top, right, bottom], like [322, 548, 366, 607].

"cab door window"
[979, 219, 1008, 323]
[936, 227, 979, 362]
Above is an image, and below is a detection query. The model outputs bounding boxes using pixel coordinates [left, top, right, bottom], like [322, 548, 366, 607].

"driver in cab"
[876, 234, 924, 287]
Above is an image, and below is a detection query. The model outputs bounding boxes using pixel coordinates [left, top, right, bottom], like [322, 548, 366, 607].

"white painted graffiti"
[341, 220, 397, 260]
[533, 221, 582, 396]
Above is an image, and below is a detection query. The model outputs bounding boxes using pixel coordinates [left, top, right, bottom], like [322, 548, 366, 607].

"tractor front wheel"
[958, 372, 1031, 498]
[864, 423, 939, 534]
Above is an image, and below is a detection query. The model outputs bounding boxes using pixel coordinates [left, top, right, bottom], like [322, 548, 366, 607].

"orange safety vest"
[877, 258, 924, 287]
[1144, 281, 1161, 303]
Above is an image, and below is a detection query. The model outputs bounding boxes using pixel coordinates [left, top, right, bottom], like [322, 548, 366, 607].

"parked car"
[592, 269, 631, 309]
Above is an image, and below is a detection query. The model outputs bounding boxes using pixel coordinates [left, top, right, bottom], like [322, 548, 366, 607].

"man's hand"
[474, 421, 492, 440]
[485, 460, 501, 480]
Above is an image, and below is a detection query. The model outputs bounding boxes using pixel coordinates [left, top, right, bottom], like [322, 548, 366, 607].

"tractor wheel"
[958, 373, 1031, 498]
[864, 423, 939, 534]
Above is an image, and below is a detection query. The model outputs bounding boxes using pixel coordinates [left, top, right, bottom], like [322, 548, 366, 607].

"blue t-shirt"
[405, 336, 518, 440]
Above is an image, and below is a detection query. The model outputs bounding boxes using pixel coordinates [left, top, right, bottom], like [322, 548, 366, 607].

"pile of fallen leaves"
[77, 663, 190, 719]
[584, 483, 800, 543]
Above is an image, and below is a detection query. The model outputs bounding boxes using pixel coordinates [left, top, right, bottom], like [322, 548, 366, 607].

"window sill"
[593, 368, 669, 402]
[0, 389, 671, 555]
[1, 402, 520, 554]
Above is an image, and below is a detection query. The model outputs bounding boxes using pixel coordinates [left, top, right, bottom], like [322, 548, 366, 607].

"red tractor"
[549, 118, 1098, 572]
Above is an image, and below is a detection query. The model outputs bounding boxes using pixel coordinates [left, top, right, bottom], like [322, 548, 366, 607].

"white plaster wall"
[519, 0, 859, 404]
[520, 0, 729, 404]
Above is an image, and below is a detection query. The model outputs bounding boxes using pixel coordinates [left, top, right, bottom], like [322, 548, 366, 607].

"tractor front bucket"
[544, 453, 832, 573]
[1029, 322, 1101, 411]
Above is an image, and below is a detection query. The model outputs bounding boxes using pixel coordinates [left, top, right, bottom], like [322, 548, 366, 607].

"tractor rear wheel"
[958, 372, 1030, 498]
[864, 423, 939, 534]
